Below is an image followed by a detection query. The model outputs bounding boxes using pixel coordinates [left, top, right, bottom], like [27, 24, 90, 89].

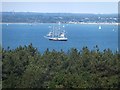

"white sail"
[99, 26, 101, 29]
[47, 32, 52, 36]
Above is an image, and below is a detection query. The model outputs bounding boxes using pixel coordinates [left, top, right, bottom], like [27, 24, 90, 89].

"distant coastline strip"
[0, 22, 119, 25]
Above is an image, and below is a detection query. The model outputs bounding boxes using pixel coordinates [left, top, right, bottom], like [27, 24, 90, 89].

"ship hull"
[49, 38, 67, 41]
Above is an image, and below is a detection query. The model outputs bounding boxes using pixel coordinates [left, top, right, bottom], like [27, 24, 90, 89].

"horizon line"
[1, 11, 118, 14]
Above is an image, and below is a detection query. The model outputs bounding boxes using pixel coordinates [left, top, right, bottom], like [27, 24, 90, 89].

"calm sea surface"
[2, 23, 118, 52]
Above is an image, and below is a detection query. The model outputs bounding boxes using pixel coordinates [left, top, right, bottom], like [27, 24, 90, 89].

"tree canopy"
[2, 44, 120, 88]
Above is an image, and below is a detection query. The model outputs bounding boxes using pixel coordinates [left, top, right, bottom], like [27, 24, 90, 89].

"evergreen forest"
[2, 44, 120, 88]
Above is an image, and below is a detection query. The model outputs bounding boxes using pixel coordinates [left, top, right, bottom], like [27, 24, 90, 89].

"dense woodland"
[2, 44, 120, 88]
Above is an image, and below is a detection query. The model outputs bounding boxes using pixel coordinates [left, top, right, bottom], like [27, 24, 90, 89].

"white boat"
[6, 24, 9, 26]
[99, 25, 102, 29]
[44, 22, 68, 41]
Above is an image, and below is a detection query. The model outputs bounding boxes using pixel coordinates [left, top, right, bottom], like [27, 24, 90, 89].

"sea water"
[2, 23, 118, 53]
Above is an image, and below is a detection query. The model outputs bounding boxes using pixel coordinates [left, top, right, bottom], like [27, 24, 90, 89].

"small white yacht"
[99, 25, 102, 29]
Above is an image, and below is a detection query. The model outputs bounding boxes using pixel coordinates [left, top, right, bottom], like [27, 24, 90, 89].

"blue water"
[2, 23, 118, 52]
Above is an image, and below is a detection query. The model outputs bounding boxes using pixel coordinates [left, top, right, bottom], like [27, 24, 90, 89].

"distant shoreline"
[0, 22, 119, 25]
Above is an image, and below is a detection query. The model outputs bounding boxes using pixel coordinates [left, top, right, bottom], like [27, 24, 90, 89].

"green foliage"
[2, 44, 120, 88]
[0, 44, 2, 89]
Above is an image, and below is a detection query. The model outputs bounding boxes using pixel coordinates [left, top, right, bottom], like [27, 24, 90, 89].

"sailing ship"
[44, 22, 68, 41]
